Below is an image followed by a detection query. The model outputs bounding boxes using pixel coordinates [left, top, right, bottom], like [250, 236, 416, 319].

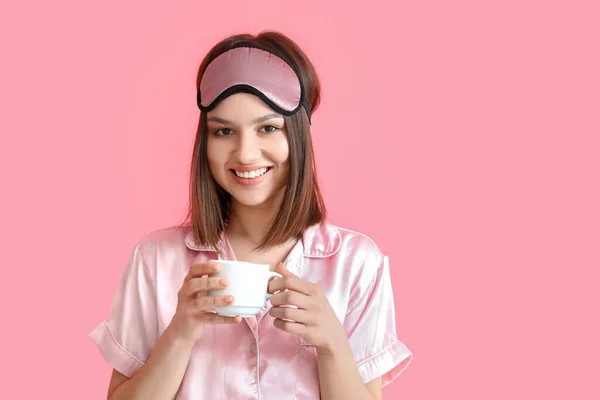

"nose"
[234, 131, 260, 164]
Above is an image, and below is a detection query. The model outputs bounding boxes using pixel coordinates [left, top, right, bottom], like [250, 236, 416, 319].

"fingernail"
[220, 277, 229, 285]
[226, 296, 233, 302]
[212, 264, 219, 271]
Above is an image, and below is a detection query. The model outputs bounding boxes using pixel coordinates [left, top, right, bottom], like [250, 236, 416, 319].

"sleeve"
[89, 242, 158, 377]
[343, 255, 413, 387]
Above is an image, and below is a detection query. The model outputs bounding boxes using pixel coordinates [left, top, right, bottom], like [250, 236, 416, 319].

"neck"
[226, 191, 284, 246]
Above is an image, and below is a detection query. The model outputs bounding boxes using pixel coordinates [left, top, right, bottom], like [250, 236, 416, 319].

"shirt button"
[249, 344, 257, 354]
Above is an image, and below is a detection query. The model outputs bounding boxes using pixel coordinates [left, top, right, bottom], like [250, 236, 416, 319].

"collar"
[184, 222, 341, 258]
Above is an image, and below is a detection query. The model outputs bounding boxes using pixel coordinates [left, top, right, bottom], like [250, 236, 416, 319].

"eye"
[214, 128, 233, 136]
[260, 125, 280, 133]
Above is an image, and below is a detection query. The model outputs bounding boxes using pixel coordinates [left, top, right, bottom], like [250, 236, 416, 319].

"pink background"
[1, 0, 598, 398]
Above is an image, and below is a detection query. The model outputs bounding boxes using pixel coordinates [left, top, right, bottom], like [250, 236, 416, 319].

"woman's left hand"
[267, 262, 347, 353]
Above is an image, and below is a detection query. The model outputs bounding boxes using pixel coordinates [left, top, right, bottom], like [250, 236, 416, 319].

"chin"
[230, 191, 277, 208]
[225, 178, 286, 209]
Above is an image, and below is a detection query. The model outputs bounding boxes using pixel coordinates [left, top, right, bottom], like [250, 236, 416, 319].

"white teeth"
[234, 167, 268, 179]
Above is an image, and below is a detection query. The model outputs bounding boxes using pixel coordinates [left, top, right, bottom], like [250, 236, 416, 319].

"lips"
[229, 167, 272, 187]
[232, 167, 269, 179]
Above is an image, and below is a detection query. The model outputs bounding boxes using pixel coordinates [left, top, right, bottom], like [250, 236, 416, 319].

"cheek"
[274, 139, 290, 184]
[206, 139, 226, 176]
[274, 137, 290, 164]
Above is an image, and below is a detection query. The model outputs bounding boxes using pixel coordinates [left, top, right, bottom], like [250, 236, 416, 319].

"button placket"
[253, 334, 261, 399]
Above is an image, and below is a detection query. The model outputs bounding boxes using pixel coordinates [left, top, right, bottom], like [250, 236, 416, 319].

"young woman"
[90, 31, 412, 400]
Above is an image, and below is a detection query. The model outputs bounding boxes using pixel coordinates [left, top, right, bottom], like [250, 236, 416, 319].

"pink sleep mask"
[197, 45, 312, 123]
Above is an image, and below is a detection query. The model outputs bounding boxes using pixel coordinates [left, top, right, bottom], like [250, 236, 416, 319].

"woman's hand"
[267, 263, 347, 353]
[168, 261, 241, 345]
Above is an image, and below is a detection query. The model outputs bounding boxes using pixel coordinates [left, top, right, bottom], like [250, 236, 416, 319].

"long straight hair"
[182, 31, 326, 251]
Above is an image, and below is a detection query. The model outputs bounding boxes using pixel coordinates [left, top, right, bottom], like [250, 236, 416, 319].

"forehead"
[207, 93, 281, 122]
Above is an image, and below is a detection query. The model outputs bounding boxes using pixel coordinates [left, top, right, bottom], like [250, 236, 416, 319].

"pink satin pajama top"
[90, 222, 413, 399]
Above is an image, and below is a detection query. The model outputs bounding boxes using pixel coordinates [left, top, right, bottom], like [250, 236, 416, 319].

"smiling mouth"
[230, 167, 271, 179]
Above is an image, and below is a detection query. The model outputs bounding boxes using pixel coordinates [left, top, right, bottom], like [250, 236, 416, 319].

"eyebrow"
[207, 113, 283, 125]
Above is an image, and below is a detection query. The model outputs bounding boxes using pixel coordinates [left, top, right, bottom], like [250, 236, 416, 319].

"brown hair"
[182, 31, 327, 251]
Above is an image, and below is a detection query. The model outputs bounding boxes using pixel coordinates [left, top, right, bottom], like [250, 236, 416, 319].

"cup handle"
[265, 271, 283, 300]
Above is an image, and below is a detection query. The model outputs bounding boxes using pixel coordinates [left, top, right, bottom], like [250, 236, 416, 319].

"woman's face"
[206, 93, 290, 209]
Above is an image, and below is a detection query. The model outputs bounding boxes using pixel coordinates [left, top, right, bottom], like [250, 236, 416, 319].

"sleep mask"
[197, 45, 312, 123]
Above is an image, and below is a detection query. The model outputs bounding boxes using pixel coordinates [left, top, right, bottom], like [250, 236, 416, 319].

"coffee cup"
[207, 260, 282, 317]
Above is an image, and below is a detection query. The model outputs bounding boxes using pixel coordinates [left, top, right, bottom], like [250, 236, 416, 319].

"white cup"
[207, 260, 282, 317]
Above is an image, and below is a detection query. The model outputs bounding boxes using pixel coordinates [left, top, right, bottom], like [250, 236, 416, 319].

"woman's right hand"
[168, 261, 241, 344]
